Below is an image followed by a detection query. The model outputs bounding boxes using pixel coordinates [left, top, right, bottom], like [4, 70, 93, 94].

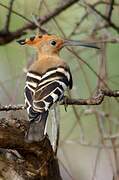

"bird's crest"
[17, 34, 43, 45]
[17, 34, 65, 52]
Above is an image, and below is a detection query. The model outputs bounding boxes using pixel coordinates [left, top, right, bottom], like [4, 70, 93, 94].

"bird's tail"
[26, 111, 48, 142]
[50, 105, 60, 154]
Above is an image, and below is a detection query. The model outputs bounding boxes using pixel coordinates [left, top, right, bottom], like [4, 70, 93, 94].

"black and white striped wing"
[32, 67, 73, 114]
[25, 67, 72, 119]
[24, 71, 41, 117]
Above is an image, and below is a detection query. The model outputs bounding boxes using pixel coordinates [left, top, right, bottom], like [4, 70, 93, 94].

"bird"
[17, 34, 99, 142]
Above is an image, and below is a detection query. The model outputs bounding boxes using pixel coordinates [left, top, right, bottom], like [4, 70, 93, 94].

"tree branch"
[0, 89, 118, 111]
[85, 2, 119, 34]
[0, 2, 33, 23]
[108, 0, 115, 21]
[62, 89, 119, 105]
[0, 0, 79, 45]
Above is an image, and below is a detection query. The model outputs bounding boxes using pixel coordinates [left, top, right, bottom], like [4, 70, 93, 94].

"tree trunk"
[0, 110, 62, 180]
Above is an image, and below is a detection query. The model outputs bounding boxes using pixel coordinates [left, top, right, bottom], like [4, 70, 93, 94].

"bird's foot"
[63, 95, 68, 112]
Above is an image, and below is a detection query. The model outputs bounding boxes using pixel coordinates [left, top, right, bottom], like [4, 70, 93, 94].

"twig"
[32, 14, 48, 34]
[82, 37, 119, 44]
[0, 89, 119, 111]
[85, 2, 119, 34]
[69, 12, 88, 38]
[92, 148, 101, 180]
[66, 139, 119, 149]
[67, 47, 110, 89]
[4, 0, 15, 32]
[0, 104, 25, 111]
[91, 1, 119, 6]
[0, 2, 33, 23]
[0, 0, 79, 45]
[108, 0, 115, 21]
[62, 89, 119, 105]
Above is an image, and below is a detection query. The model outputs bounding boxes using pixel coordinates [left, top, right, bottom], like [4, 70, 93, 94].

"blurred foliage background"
[0, 0, 119, 179]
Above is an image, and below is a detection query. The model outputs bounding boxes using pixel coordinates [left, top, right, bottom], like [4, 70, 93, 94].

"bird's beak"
[17, 39, 26, 45]
[63, 40, 100, 49]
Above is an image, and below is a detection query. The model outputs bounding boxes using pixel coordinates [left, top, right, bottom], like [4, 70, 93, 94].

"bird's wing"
[32, 66, 72, 112]
[24, 71, 41, 116]
[33, 79, 66, 112]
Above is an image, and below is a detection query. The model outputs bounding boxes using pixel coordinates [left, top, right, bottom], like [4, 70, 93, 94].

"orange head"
[17, 34, 99, 54]
[17, 34, 65, 55]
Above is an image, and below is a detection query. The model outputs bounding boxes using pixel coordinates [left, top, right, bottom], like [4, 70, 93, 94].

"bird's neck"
[37, 51, 59, 60]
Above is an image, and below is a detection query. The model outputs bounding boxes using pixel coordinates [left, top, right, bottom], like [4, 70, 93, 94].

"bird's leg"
[63, 95, 68, 112]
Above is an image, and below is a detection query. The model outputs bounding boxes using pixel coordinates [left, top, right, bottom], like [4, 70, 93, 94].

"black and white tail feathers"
[24, 66, 72, 142]
[26, 111, 48, 142]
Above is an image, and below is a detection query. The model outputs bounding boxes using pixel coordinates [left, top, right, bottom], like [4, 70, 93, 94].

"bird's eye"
[50, 40, 56, 46]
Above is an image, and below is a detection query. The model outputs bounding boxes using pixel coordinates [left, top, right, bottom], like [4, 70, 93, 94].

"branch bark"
[4, 0, 15, 32]
[0, 89, 118, 112]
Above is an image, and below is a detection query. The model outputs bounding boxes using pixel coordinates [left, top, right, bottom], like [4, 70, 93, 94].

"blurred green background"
[0, 0, 119, 179]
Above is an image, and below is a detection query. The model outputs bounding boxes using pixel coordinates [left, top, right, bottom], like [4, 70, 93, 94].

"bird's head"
[17, 34, 99, 55]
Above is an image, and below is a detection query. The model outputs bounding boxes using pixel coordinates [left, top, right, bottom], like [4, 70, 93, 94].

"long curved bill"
[63, 40, 100, 49]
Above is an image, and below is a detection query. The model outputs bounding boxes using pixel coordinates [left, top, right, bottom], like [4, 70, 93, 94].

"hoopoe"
[17, 34, 99, 142]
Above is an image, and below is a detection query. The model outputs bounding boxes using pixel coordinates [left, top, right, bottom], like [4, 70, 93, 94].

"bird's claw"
[63, 96, 68, 112]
